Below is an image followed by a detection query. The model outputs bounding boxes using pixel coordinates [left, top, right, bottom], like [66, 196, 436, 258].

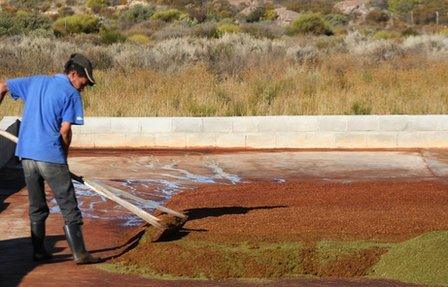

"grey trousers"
[22, 159, 83, 225]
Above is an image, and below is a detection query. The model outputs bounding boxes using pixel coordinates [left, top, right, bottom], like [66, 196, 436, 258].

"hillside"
[0, 0, 446, 43]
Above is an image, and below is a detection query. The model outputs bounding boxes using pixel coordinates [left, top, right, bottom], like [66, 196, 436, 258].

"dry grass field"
[1, 33, 447, 117]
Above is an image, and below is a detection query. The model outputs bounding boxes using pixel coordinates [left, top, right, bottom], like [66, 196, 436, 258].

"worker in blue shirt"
[0, 53, 101, 264]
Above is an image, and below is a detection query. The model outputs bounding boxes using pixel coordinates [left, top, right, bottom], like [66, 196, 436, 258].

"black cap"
[69, 53, 95, 86]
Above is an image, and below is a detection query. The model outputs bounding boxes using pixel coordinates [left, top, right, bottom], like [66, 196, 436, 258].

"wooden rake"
[0, 129, 187, 232]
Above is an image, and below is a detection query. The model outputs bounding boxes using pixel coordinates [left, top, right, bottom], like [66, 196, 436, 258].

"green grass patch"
[103, 231, 448, 283]
[99, 263, 209, 281]
[108, 235, 393, 280]
[317, 240, 392, 265]
[370, 231, 448, 286]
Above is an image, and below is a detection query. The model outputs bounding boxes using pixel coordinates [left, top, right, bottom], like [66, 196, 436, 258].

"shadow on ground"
[184, 205, 288, 221]
[0, 235, 70, 287]
[0, 158, 25, 215]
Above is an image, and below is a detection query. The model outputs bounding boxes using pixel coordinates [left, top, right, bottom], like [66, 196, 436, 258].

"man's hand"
[0, 81, 8, 105]
[60, 122, 72, 157]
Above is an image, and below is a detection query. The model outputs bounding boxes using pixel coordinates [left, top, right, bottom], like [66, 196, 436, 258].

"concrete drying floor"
[2, 150, 447, 286]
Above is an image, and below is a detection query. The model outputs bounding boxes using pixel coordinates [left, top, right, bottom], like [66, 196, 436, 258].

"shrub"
[204, 0, 237, 21]
[246, 6, 266, 23]
[315, 36, 346, 52]
[288, 13, 333, 35]
[351, 101, 372, 115]
[217, 23, 240, 37]
[412, 0, 448, 25]
[127, 33, 150, 45]
[439, 28, 448, 36]
[53, 14, 100, 35]
[119, 4, 155, 29]
[373, 30, 400, 40]
[286, 45, 320, 64]
[193, 22, 219, 38]
[388, 0, 421, 14]
[100, 29, 126, 45]
[152, 24, 191, 40]
[187, 8, 207, 23]
[6, 0, 48, 10]
[87, 0, 107, 9]
[126, 19, 165, 37]
[323, 13, 349, 27]
[401, 27, 419, 36]
[365, 9, 390, 24]
[368, 0, 388, 10]
[285, 0, 336, 15]
[58, 6, 75, 17]
[263, 8, 278, 21]
[0, 11, 52, 36]
[151, 9, 184, 22]
[402, 35, 448, 55]
[240, 22, 285, 39]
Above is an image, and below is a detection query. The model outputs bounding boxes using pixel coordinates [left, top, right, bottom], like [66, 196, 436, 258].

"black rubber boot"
[63, 223, 102, 265]
[31, 221, 53, 261]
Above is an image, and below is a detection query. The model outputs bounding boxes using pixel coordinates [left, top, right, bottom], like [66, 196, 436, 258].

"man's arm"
[60, 122, 72, 157]
[0, 81, 8, 105]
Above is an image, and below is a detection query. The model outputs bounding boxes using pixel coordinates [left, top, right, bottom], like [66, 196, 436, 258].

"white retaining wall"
[2, 115, 448, 149]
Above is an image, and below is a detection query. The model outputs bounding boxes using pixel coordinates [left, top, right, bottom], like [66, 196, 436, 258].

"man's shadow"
[0, 159, 75, 287]
[0, 235, 70, 287]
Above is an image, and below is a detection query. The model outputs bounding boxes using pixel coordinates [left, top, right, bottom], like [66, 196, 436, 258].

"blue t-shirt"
[7, 74, 84, 164]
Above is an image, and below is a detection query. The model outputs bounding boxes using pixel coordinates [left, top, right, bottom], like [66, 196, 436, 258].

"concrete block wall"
[0, 117, 19, 169]
[2, 115, 448, 150]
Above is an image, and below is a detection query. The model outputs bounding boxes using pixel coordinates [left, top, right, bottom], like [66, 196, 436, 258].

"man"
[0, 53, 101, 264]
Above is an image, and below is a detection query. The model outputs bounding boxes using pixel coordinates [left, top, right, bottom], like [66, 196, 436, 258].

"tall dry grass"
[1, 33, 448, 118]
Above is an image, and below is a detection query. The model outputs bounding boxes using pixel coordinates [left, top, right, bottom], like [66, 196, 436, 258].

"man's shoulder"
[51, 74, 80, 97]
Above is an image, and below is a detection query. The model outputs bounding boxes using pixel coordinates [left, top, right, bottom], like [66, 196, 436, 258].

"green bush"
[87, 0, 107, 9]
[193, 22, 219, 38]
[119, 4, 155, 29]
[285, 0, 336, 15]
[323, 13, 349, 27]
[187, 8, 207, 23]
[53, 14, 100, 35]
[288, 13, 333, 35]
[0, 11, 52, 36]
[240, 23, 284, 39]
[388, 0, 421, 14]
[127, 33, 150, 45]
[263, 8, 278, 21]
[217, 22, 240, 37]
[373, 30, 400, 40]
[151, 9, 184, 22]
[204, 0, 237, 21]
[99, 29, 126, 45]
[246, 6, 266, 23]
